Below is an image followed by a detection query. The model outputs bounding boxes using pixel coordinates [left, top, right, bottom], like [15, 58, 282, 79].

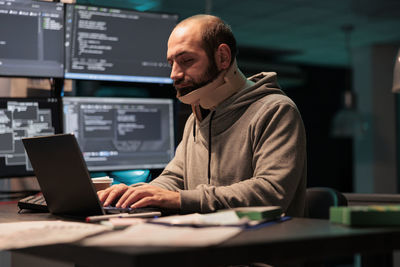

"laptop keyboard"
[18, 193, 162, 215]
[18, 193, 48, 212]
[103, 206, 162, 214]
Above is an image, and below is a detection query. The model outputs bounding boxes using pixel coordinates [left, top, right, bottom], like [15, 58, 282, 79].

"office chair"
[305, 188, 351, 267]
[306, 187, 347, 219]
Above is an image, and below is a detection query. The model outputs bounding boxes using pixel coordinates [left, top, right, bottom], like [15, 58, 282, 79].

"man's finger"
[116, 187, 137, 207]
[121, 188, 152, 208]
[103, 185, 128, 206]
[97, 186, 114, 202]
[130, 197, 154, 209]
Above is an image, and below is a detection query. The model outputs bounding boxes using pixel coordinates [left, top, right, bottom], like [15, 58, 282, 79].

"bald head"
[177, 14, 222, 30]
[170, 14, 237, 63]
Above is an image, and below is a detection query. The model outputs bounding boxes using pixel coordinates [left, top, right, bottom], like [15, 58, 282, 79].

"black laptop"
[22, 133, 161, 218]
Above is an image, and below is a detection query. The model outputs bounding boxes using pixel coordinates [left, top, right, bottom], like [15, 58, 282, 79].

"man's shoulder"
[244, 92, 302, 127]
[248, 72, 277, 83]
[252, 91, 298, 110]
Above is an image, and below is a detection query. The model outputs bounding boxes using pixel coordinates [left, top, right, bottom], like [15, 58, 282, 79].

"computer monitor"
[0, 97, 62, 178]
[62, 97, 175, 171]
[64, 4, 178, 84]
[0, 0, 64, 78]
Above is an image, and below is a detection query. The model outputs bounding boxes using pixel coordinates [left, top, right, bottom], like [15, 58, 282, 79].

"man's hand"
[97, 184, 130, 207]
[97, 184, 181, 210]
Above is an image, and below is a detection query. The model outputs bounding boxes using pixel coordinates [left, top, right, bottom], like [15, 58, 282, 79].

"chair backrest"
[306, 187, 348, 219]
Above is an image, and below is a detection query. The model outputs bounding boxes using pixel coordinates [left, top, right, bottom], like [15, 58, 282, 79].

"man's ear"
[215, 44, 231, 71]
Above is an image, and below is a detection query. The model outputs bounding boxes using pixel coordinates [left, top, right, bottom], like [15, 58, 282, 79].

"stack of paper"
[82, 223, 242, 247]
[82, 206, 284, 247]
[0, 221, 110, 250]
[151, 206, 283, 227]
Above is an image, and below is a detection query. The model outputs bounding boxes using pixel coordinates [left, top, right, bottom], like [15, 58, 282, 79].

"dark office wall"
[285, 65, 353, 193]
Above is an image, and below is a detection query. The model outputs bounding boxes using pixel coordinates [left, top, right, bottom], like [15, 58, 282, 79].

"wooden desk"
[2, 202, 400, 267]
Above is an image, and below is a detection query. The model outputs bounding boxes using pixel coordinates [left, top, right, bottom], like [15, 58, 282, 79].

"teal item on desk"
[110, 170, 151, 185]
[90, 172, 109, 178]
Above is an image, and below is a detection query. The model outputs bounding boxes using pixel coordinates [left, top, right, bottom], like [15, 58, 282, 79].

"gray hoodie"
[150, 72, 307, 217]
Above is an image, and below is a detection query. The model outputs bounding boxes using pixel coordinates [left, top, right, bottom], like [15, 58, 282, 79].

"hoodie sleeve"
[179, 100, 307, 216]
[148, 141, 185, 191]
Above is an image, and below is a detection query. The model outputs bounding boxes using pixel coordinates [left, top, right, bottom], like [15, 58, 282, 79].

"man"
[98, 14, 307, 217]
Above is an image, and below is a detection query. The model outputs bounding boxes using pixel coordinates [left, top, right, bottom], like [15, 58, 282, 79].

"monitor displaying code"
[64, 4, 177, 84]
[62, 97, 175, 171]
[0, 0, 64, 78]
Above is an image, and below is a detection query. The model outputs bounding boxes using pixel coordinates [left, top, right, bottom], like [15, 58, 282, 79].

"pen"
[86, 211, 161, 223]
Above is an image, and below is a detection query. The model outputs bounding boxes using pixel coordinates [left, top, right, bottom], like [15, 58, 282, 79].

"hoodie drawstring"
[208, 111, 216, 184]
[192, 120, 196, 141]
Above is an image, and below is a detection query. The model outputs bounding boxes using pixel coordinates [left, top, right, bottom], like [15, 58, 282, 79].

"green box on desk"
[330, 205, 400, 226]
[234, 206, 283, 221]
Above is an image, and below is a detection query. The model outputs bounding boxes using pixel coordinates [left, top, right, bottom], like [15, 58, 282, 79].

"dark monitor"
[0, 97, 61, 178]
[62, 97, 175, 171]
[0, 0, 64, 78]
[64, 4, 178, 84]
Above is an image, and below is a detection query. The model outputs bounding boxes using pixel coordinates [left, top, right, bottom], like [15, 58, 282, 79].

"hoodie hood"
[196, 72, 285, 137]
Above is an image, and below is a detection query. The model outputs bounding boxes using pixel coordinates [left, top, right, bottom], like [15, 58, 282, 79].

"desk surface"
[2, 202, 400, 267]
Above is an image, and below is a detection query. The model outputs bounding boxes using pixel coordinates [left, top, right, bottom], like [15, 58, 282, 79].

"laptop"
[22, 133, 161, 218]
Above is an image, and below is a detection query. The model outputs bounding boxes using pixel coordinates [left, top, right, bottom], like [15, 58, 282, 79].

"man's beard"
[174, 60, 221, 97]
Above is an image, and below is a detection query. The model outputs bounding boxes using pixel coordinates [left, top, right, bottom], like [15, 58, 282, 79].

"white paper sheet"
[82, 223, 242, 247]
[151, 211, 246, 226]
[0, 220, 110, 250]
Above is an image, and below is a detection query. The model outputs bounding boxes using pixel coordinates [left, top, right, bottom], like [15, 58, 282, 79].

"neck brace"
[178, 60, 247, 110]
